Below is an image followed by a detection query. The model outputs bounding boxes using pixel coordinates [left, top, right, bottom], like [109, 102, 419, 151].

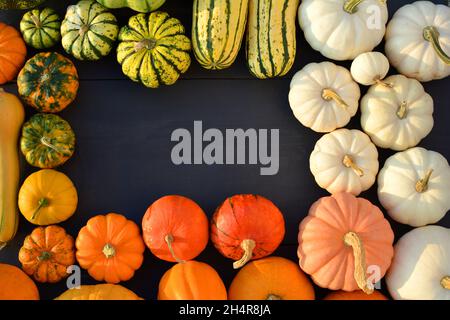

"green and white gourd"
[20, 8, 61, 49]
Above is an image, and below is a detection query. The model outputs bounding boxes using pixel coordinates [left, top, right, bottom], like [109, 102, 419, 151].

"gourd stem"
[0, 242, 6, 251]
[38, 251, 52, 261]
[31, 198, 49, 220]
[322, 88, 348, 109]
[441, 276, 450, 290]
[79, 24, 89, 36]
[102, 243, 116, 258]
[396, 101, 408, 119]
[375, 78, 393, 88]
[164, 234, 185, 263]
[343, 155, 364, 177]
[423, 26, 450, 65]
[30, 14, 42, 28]
[266, 294, 282, 300]
[343, 0, 365, 14]
[415, 169, 433, 193]
[40, 136, 63, 153]
[134, 38, 156, 52]
[344, 231, 374, 294]
[233, 239, 256, 269]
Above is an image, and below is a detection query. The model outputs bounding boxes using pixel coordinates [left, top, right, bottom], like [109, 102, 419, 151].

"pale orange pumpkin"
[298, 193, 394, 294]
[0, 263, 39, 300]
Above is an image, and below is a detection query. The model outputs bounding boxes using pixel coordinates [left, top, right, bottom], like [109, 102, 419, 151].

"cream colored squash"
[386, 226, 450, 300]
[299, 0, 388, 61]
[385, 1, 450, 82]
[289, 62, 360, 133]
[351, 51, 390, 86]
[361, 75, 434, 151]
[378, 147, 450, 227]
[310, 129, 379, 196]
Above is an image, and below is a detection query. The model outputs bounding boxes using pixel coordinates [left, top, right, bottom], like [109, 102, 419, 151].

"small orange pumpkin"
[76, 213, 145, 284]
[19, 225, 75, 283]
[0, 263, 39, 300]
[0, 22, 26, 84]
[298, 193, 394, 294]
[324, 290, 388, 300]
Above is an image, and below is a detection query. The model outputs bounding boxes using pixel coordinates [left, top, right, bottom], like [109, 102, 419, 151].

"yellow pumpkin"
[18, 169, 78, 225]
[55, 284, 142, 300]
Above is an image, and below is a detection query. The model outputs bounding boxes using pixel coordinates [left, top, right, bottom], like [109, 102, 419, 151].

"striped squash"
[192, 0, 249, 70]
[246, 0, 299, 79]
[96, 0, 165, 13]
[0, 0, 46, 10]
[20, 8, 61, 49]
[61, 0, 119, 61]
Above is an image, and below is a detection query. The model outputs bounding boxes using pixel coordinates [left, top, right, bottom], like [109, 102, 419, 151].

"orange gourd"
[142, 195, 208, 262]
[0, 263, 39, 300]
[76, 213, 145, 284]
[298, 193, 394, 294]
[18, 225, 75, 283]
[324, 290, 388, 300]
[0, 23, 26, 84]
[228, 256, 315, 300]
[211, 194, 285, 269]
[158, 261, 227, 300]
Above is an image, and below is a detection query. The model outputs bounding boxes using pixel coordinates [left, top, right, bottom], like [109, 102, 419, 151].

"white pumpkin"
[386, 226, 450, 300]
[361, 74, 434, 151]
[299, 0, 388, 61]
[378, 147, 450, 227]
[385, 1, 450, 82]
[351, 52, 390, 86]
[310, 129, 379, 196]
[289, 62, 360, 133]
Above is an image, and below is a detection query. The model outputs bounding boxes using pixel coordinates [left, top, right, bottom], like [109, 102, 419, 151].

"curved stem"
[441, 276, 450, 290]
[30, 14, 42, 28]
[102, 243, 116, 259]
[344, 231, 373, 294]
[343, 0, 365, 14]
[423, 26, 450, 65]
[40, 136, 63, 153]
[31, 198, 49, 220]
[164, 234, 185, 263]
[415, 169, 433, 193]
[0, 242, 6, 251]
[322, 88, 348, 109]
[343, 155, 364, 177]
[233, 239, 256, 269]
[375, 78, 393, 88]
[266, 294, 282, 300]
[396, 101, 408, 119]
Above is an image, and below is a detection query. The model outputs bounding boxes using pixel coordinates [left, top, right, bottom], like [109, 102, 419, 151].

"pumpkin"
[386, 225, 450, 300]
[0, 0, 46, 10]
[61, 0, 119, 61]
[299, 0, 388, 61]
[298, 193, 395, 293]
[192, 0, 248, 70]
[0, 263, 39, 300]
[20, 8, 61, 49]
[21, 113, 76, 169]
[228, 256, 315, 300]
[158, 261, 227, 300]
[0, 23, 27, 85]
[117, 12, 191, 88]
[17, 52, 79, 113]
[19, 225, 75, 283]
[55, 284, 142, 300]
[18, 169, 78, 226]
[246, 0, 299, 79]
[76, 213, 145, 284]
[361, 75, 434, 151]
[142, 195, 209, 262]
[385, 1, 450, 82]
[351, 52, 391, 86]
[211, 194, 285, 269]
[324, 290, 388, 300]
[289, 62, 360, 133]
[378, 147, 450, 227]
[310, 129, 379, 196]
[0, 89, 25, 248]
[96, 0, 165, 12]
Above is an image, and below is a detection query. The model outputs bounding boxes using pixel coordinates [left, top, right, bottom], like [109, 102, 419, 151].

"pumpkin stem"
[266, 294, 282, 300]
[0, 242, 6, 251]
[134, 38, 157, 52]
[322, 88, 348, 109]
[441, 276, 450, 290]
[415, 169, 433, 193]
[343, 0, 365, 14]
[40, 136, 63, 154]
[344, 231, 374, 294]
[343, 155, 364, 177]
[31, 198, 49, 220]
[233, 239, 256, 269]
[30, 14, 42, 28]
[102, 243, 116, 258]
[164, 234, 185, 263]
[374, 78, 393, 88]
[38, 251, 52, 261]
[423, 26, 450, 65]
[396, 101, 408, 119]
[79, 24, 90, 36]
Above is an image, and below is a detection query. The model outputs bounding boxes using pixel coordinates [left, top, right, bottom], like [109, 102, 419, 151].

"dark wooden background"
[0, 0, 449, 300]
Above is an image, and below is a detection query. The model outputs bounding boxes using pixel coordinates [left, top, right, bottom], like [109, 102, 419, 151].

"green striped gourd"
[20, 8, 61, 49]
[0, 0, 46, 10]
[96, 0, 165, 12]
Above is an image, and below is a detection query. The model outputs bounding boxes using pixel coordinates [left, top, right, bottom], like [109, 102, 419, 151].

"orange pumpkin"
[18, 225, 75, 283]
[158, 260, 227, 300]
[298, 193, 394, 294]
[0, 263, 39, 300]
[76, 213, 145, 284]
[229, 256, 315, 300]
[211, 194, 285, 269]
[0, 23, 26, 84]
[142, 195, 208, 262]
[324, 290, 388, 300]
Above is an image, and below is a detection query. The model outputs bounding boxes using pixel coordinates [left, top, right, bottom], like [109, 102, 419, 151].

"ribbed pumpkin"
[0, 23, 27, 85]
[158, 261, 227, 300]
[61, 0, 119, 61]
[96, 0, 165, 12]
[142, 195, 209, 262]
[17, 52, 79, 113]
[298, 193, 394, 293]
[229, 257, 315, 300]
[0, 0, 46, 9]
[324, 290, 388, 300]
[0, 263, 39, 300]
[21, 113, 76, 169]
[56, 284, 142, 300]
[211, 194, 285, 269]
[20, 8, 61, 49]
[19, 225, 75, 283]
[76, 213, 145, 284]
[117, 12, 191, 88]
